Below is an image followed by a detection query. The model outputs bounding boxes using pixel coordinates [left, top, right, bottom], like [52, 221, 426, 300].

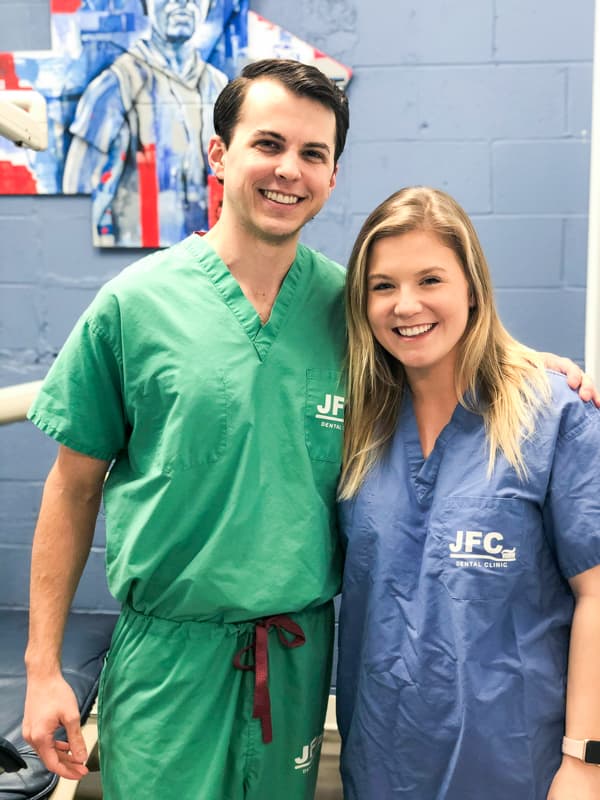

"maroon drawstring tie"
[233, 614, 306, 744]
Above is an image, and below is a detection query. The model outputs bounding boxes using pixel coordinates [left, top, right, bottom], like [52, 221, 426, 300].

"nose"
[393, 288, 422, 317]
[274, 152, 302, 181]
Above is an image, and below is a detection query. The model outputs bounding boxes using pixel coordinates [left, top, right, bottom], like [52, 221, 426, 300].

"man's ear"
[328, 164, 338, 194]
[207, 135, 227, 181]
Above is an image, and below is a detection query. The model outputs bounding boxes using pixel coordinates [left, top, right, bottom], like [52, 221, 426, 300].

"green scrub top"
[28, 236, 346, 622]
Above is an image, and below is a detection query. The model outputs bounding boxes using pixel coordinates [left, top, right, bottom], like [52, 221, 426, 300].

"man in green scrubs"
[22, 59, 349, 799]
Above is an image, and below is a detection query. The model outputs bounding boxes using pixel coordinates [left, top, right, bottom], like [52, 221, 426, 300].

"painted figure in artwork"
[63, 0, 228, 247]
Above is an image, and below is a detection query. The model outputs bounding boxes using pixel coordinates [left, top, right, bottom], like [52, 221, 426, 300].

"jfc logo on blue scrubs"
[449, 530, 517, 569]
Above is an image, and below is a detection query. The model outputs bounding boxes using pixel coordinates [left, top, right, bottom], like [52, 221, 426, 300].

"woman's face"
[366, 229, 472, 386]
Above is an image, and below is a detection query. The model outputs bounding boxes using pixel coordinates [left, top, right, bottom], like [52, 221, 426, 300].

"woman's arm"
[547, 563, 600, 799]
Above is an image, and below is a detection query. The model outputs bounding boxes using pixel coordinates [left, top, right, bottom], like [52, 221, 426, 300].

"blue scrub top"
[337, 372, 600, 800]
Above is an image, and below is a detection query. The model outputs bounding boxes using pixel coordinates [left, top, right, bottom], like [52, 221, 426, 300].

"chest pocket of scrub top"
[130, 366, 230, 475]
[431, 497, 538, 602]
[304, 369, 344, 464]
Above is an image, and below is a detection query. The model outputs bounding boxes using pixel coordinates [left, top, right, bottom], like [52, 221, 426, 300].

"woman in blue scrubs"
[337, 186, 600, 799]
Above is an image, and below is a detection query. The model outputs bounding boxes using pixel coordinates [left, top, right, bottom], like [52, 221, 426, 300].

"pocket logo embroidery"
[305, 370, 344, 463]
[315, 393, 345, 430]
[449, 530, 517, 568]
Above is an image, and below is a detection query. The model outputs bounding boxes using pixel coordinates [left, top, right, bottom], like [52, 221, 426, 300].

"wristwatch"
[562, 736, 600, 765]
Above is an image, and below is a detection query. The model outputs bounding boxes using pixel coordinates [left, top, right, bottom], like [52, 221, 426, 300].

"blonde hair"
[339, 186, 551, 499]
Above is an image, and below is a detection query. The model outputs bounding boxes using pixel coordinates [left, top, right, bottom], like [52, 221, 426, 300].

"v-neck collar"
[396, 393, 475, 504]
[183, 234, 305, 361]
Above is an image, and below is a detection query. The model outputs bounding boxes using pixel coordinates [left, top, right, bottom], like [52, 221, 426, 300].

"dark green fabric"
[28, 236, 347, 620]
[98, 603, 334, 799]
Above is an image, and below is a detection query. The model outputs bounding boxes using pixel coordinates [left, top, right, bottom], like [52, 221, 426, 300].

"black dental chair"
[0, 609, 117, 799]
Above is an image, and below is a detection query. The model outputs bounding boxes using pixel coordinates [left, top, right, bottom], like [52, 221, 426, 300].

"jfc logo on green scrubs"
[305, 369, 345, 464]
[316, 393, 345, 430]
[294, 733, 324, 774]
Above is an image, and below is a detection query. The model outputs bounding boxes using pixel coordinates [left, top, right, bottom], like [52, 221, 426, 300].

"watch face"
[585, 741, 600, 764]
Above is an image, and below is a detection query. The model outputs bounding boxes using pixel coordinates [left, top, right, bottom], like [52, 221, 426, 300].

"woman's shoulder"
[544, 369, 600, 439]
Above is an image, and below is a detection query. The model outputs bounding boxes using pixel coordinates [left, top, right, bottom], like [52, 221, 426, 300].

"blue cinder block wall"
[0, 0, 594, 628]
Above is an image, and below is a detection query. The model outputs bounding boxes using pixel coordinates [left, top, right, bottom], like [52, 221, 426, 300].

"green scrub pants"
[97, 602, 334, 799]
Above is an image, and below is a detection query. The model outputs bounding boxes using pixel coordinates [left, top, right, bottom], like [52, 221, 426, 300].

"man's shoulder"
[297, 243, 346, 286]
[98, 237, 197, 301]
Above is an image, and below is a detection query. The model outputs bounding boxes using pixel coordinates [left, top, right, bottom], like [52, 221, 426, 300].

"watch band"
[562, 736, 600, 764]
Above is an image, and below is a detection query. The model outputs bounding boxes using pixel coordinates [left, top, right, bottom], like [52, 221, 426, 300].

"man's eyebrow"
[254, 130, 331, 154]
[254, 129, 286, 142]
[304, 141, 332, 154]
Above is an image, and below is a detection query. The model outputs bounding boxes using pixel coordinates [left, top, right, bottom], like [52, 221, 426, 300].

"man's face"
[147, 0, 209, 44]
[208, 79, 338, 246]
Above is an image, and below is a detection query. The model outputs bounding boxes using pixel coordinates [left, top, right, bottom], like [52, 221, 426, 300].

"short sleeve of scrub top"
[28, 289, 127, 461]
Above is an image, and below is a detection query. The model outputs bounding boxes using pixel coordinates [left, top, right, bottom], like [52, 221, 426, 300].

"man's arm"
[547, 563, 600, 799]
[541, 353, 600, 407]
[22, 445, 110, 780]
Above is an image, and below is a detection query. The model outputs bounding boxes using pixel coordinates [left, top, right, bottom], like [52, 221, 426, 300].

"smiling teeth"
[263, 190, 300, 205]
[397, 323, 434, 337]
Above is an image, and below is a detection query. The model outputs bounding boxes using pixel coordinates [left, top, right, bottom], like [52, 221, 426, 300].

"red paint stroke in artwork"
[313, 49, 353, 81]
[51, 0, 82, 12]
[137, 144, 159, 247]
[0, 161, 38, 194]
[0, 53, 26, 90]
[208, 174, 223, 229]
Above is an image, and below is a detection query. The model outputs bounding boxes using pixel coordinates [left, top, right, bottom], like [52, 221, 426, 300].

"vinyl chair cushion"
[0, 736, 27, 774]
[0, 609, 117, 800]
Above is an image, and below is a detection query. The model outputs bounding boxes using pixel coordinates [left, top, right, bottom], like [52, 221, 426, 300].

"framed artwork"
[0, 1, 351, 248]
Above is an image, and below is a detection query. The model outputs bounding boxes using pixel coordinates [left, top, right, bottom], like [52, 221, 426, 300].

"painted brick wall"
[0, 1, 594, 618]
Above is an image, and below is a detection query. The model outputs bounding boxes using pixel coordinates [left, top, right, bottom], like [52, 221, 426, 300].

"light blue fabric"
[337, 371, 600, 800]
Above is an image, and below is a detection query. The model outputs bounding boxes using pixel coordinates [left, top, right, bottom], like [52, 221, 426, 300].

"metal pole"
[586, 0, 600, 380]
[0, 380, 42, 425]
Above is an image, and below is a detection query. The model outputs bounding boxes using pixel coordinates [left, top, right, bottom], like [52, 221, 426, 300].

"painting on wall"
[0, 1, 352, 248]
